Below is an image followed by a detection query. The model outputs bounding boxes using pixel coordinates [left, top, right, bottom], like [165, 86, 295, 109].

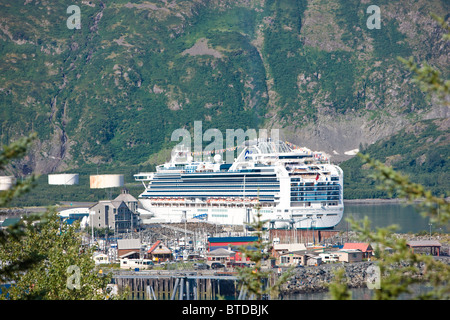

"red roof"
[343, 243, 373, 252]
[147, 240, 161, 254]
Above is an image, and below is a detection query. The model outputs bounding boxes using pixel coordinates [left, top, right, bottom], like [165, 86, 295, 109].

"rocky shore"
[281, 257, 450, 294]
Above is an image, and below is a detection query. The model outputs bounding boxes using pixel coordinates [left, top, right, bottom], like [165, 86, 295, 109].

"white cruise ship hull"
[135, 139, 344, 230]
[139, 199, 343, 229]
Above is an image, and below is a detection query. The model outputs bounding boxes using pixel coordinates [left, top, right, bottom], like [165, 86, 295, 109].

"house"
[147, 240, 172, 262]
[206, 248, 236, 265]
[272, 243, 307, 266]
[117, 239, 141, 259]
[272, 243, 307, 259]
[304, 254, 322, 266]
[114, 188, 139, 215]
[279, 252, 304, 266]
[88, 189, 140, 233]
[336, 249, 363, 263]
[342, 243, 373, 259]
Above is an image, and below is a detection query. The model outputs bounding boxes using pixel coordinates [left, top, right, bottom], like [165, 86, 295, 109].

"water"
[283, 284, 435, 300]
[287, 203, 447, 300]
[335, 202, 448, 234]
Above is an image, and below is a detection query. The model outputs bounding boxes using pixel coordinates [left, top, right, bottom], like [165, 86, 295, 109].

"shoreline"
[343, 198, 417, 205]
[281, 257, 450, 295]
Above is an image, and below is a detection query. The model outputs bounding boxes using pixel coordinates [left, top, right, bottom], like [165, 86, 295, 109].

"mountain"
[341, 117, 450, 199]
[0, 0, 448, 193]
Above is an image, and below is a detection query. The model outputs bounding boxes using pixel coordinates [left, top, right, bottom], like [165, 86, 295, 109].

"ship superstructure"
[134, 139, 343, 229]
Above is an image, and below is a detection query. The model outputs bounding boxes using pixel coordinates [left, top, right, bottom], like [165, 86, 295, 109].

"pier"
[112, 271, 241, 300]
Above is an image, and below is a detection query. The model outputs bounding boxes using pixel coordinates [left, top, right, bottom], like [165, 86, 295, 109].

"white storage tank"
[48, 173, 79, 185]
[89, 174, 124, 189]
[0, 176, 15, 190]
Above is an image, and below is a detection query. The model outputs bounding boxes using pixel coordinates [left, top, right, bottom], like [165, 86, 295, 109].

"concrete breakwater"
[281, 257, 450, 295]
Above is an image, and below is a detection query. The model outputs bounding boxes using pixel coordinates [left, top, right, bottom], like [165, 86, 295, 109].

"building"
[304, 254, 322, 266]
[147, 240, 172, 262]
[272, 243, 307, 265]
[272, 243, 307, 257]
[407, 240, 442, 256]
[117, 239, 141, 259]
[206, 248, 236, 265]
[342, 243, 373, 259]
[279, 252, 304, 266]
[336, 249, 363, 263]
[89, 189, 140, 233]
[207, 236, 258, 262]
[114, 188, 139, 215]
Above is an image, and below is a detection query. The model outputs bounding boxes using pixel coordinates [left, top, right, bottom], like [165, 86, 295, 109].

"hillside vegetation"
[0, 0, 448, 202]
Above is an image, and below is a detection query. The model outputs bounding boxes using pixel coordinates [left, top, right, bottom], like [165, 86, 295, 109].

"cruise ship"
[134, 139, 343, 229]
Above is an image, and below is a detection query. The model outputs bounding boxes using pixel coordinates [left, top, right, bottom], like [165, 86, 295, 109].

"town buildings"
[89, 189, 140, 233]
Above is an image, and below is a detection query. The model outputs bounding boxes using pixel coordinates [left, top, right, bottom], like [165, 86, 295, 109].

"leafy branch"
[235, 202, 293, 300]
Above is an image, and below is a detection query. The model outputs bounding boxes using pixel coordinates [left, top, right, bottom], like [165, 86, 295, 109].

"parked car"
[194, 263, 210, 270]
[231, 262, 247, 268]
[211, 262, 225, 269]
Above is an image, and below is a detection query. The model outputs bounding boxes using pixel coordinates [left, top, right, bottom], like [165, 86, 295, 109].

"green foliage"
[358, 152, 449, 224]
[0, 135, 123, 300]
[327, 268, 352, 300]
[0, 0, 448, 169]
[342, 15, 449, 200]
[0, 133, 38, 207]
[341, 119, 450, 199]
[330, 16, 450, 300]
[330, 155, 450, 300]
[0, 210, 117, 300]
[235, 202, 293, 300]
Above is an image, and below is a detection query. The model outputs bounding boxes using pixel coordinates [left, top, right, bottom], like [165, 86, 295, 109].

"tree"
[0, 133, 42, 284]
[329, 16, 450, 300]
[235, 202, 293, 300]
[0, 209, 116, 300]
[0, 133, 37, 209]
[0, 134, 121, 299]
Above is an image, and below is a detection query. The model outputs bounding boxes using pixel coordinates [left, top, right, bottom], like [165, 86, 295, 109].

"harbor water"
[283, 283, 435, 300]
[287, 202, 447, 300]
[335, 202, 448, 234]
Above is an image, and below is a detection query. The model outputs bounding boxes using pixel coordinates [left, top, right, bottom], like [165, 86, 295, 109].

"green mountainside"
[342, 118, 450, 199]
[0, 0, 449, 203]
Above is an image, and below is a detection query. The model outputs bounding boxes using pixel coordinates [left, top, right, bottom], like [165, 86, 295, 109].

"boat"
[134, 139, 343, 229]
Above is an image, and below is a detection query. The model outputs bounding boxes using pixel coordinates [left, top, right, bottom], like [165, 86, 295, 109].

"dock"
[112, 270, 241, 300]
